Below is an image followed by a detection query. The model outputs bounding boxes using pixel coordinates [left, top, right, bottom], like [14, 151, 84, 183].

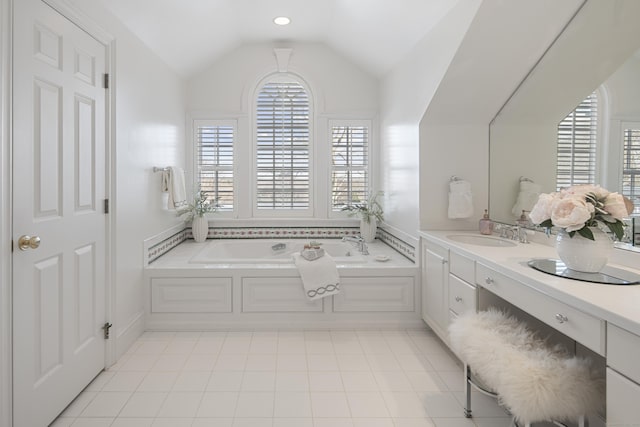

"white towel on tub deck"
[292, 253, 341, 301]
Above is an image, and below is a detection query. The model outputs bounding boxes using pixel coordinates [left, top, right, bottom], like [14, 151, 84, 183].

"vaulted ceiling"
[88, 0, 459, 78]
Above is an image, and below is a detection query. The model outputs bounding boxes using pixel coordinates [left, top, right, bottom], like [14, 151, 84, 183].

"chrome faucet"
[342, 235, 369, 255]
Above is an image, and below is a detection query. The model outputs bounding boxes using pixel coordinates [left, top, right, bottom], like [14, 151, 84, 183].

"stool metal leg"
[464, 363, 472, 418]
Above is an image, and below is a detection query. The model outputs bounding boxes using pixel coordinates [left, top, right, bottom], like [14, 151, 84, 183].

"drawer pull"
[555, 313, 568, 324]
[455, 296, 463, 302]
[485, 277, 494, 285]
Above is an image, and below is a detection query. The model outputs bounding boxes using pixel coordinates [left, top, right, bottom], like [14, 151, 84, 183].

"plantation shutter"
[623, 128, 640, 215]
[195, 120, 234, 211]
[256, 81, 310, 210]
[556, 92, 598, 190]
[331, 123, 369, 211]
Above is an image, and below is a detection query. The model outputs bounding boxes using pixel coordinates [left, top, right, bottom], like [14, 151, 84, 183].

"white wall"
[419, 0, 584, 230]
[379, 0, 481, 238]
[186, 42, 379, 221]
[62, 0, 187, 358]
[601, 55, 640, 195]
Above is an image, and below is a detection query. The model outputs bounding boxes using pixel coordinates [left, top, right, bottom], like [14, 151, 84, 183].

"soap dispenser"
[479, 209, 494, 235]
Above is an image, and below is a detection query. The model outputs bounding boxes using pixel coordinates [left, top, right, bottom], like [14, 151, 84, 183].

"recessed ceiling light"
[273, 16, 291, 26]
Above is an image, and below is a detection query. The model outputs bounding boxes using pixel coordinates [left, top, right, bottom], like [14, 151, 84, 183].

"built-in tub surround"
[144, 239, 420, 330]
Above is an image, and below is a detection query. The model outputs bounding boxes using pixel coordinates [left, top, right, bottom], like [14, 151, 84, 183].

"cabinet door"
[607, 368, 640, 426]
[422, 242, 449, 334]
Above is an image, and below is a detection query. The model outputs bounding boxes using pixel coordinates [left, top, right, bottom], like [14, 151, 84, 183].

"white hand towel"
[448, 180, 474, 219]
[163, 167, 187, 210]
[511, 181, 541, 217]
[293, 253, 341, 301]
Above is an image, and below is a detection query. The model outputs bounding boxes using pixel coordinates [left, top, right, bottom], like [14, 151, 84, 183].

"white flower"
[604, 192, 629, 220]
[550, 196, 593, 232]
[561, 184, 609, 199]
[528, 193, 557, 224]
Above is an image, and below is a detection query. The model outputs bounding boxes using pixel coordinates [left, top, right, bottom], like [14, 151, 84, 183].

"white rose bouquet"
[528, 184, 633, 241]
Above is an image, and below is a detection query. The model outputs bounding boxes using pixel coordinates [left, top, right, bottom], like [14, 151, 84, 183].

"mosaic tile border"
[146, 230, 187, 265]
[376, 228, 416, 262]
[147, 225, 417, 264]
[186, 226, 360, 240]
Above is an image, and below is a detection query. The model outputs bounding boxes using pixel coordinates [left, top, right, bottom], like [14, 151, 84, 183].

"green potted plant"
[342, 191, 384, 242]
[177, 188, 217, 243]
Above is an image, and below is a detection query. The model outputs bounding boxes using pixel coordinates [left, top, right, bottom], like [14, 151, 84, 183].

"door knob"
[18, 235, 41, 251]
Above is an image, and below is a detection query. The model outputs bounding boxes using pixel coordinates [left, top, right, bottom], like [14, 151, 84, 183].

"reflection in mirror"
[489, 0, 640, 250]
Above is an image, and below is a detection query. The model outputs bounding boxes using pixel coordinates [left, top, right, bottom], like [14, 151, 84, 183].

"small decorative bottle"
[516, 210, 529, 228]
[479, 209, 494, 235]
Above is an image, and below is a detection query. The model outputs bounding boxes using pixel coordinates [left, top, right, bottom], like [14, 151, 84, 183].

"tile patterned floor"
[50, 329, 512, 427]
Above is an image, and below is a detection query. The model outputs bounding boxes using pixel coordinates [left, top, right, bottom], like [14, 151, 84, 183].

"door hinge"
[103, 73, 109, 89]
[102, 322, 113, 339]
[104, 199, 109, 214]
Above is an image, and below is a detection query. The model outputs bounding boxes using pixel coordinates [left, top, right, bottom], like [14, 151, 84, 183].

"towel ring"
[153, 166, 169, 173]
[519, 176, 534, 183]
[450, 175, 462, 182]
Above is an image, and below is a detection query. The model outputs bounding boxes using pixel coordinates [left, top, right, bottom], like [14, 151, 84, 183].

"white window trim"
[328, 119, 373, 219]
[251, 73, 315, 218]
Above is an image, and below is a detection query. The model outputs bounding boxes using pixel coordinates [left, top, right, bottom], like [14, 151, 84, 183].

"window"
[194, 120, 234, 212]
[330, 121, 370, 211]
[255, 80, 311, 211]
[556, 91, 598, 190]
[623, 128, 640, 214]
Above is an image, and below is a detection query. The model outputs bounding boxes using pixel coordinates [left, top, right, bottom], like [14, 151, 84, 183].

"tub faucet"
[342, 236, 369, 255]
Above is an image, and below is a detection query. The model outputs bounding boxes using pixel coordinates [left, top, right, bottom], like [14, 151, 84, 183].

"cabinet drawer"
[607, 367, 640, 426]
[607, 324, 640, 383]
[476, 263, 605, 355]
[450, 251, 474, 283]
[448, 274, 476, 316]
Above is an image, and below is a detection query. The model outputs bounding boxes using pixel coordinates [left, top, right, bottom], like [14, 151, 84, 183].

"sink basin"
[446, 234, 517, 247]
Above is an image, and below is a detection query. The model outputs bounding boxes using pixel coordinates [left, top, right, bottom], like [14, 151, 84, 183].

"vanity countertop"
[419, 230, 640, 338]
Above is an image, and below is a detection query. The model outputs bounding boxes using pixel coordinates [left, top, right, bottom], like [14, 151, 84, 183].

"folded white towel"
[293, 253, 340, 301]
[162, 167, 187, 210]
[448, 180, 474, 219]
[511, 181, 541, 217]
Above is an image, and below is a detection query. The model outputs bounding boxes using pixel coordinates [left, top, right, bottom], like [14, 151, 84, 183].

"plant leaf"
[576, 227, 595, 241]
[605, 220, 625, 241]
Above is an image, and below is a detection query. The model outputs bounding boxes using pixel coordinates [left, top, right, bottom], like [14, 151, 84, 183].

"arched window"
[556, 91, 598, 190]
[255, 78, 311, 213]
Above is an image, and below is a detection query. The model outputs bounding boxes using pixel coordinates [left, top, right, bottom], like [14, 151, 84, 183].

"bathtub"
[189, 239, 365, 264]
[144, 239, 421, 330]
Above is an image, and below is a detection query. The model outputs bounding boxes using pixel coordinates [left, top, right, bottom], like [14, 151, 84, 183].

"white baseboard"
[115, 311, 144, 360]
[144, 318, 427, 332]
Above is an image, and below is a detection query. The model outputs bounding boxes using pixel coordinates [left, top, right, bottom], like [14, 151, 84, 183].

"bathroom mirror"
[489, 0, 640, 249]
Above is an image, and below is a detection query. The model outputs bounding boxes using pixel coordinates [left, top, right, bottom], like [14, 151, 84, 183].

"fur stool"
[449, 309, 604, 427]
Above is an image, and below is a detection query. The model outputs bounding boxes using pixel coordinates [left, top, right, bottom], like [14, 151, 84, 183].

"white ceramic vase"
[191, 216, 209, 243]
[360, 218, 377, 243]
[555, 226, 613, 273]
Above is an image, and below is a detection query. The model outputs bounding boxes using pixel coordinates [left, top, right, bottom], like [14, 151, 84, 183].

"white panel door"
[12, 1, 108, 425]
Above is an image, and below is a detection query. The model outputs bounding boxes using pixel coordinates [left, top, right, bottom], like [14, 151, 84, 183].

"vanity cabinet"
[606, 324, 640, 425]
[421, 241, 449, 338]
[448, 251, 476, 321]
[476, 262, 605, 356]
[421, 239, 476, 344]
